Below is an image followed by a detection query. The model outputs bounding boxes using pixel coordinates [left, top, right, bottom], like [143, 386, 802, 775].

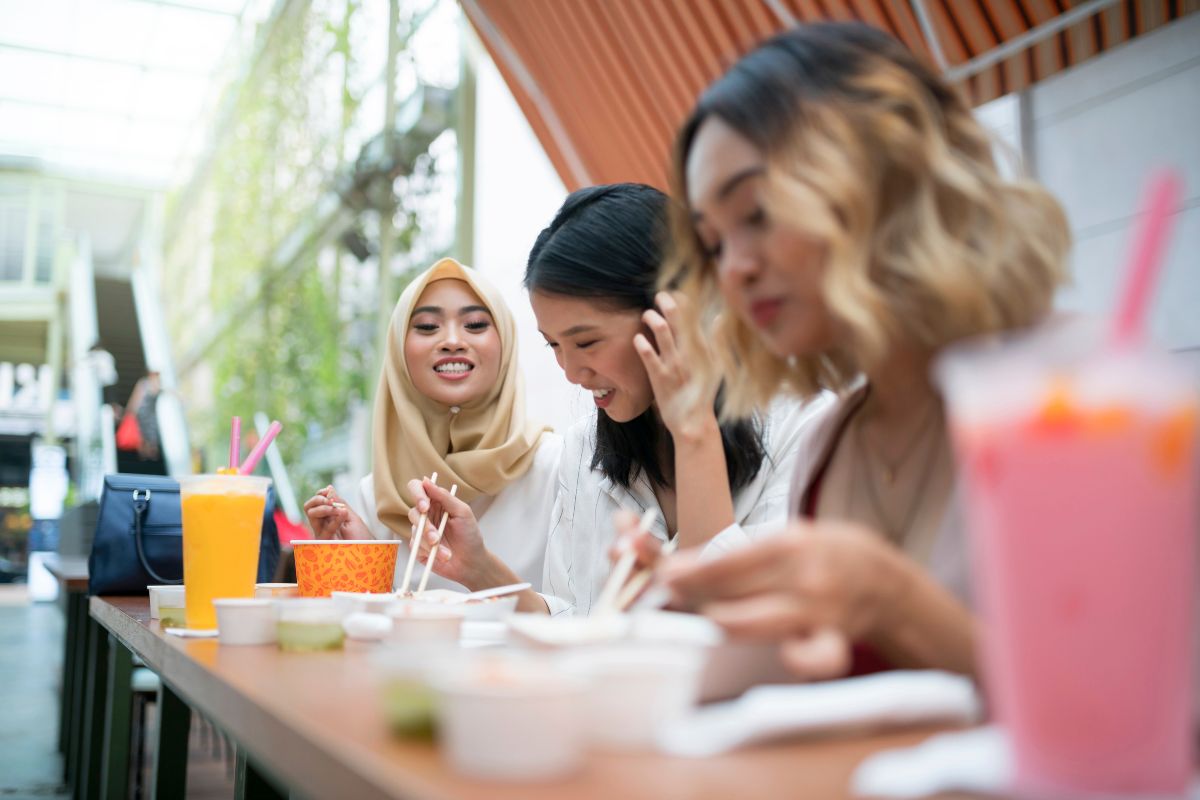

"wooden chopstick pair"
[613, 534, 678, 612]
[398, 472, 458, 595]
[594, 508, 678, 615]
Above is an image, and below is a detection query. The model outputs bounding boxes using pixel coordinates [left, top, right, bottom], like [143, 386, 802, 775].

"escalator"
[94, 276, 165, 476]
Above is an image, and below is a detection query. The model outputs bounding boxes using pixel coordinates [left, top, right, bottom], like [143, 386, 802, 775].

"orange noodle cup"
[180, 474, 271, 630]
[292, 540, 400, 597]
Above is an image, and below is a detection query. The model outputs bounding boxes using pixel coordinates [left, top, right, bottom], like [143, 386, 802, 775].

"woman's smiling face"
[530, 290, 654, 422]
[403, 279, 502, 407]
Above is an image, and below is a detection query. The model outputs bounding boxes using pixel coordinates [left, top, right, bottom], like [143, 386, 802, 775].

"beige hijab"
[372, 258, 550, 536]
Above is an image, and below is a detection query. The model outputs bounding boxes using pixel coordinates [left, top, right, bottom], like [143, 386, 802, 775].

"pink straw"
[238, 420, 282, 476]
[1111, 171, 1182, 347]
[228, 416, 241, 470]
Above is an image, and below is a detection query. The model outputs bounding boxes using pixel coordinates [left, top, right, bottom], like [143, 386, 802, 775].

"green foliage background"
[163, 0, 448, 487]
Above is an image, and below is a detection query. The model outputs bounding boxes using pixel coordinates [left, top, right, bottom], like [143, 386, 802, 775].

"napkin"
[853, 726, 1200, 800]
[164, 627, 220, 638]
[657, 670, 982, 758]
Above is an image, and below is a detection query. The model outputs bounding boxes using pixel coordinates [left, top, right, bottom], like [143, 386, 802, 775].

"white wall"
[1027, 13, 1200, 351]
[470, 52, 590, 435]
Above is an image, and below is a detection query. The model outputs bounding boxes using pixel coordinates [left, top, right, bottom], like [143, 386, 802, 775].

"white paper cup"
[149, 585, 186, 622]
[559, 644, 705, 750]
[213, 598, 277, 645]
[254, 583, 299, 599]
[434, 655, 587, 780]
[386, 604, 465, 645]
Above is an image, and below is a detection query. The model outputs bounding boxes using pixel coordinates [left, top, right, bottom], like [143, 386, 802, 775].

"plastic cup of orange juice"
[179, 474, 271, 630]
[937, 320, 1198, 796]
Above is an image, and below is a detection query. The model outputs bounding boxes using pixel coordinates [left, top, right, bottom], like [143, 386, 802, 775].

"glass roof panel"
[0, 0, 255, 185]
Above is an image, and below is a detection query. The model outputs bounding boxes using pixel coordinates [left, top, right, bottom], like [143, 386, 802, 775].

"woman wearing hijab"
[303, 258, 560, 598]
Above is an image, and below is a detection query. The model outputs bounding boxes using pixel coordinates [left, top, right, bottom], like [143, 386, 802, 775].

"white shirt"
[541, 398, 817, 616]
[354, 434, 563, 593]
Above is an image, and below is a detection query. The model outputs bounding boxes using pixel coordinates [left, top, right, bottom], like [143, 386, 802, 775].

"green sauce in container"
[277, 621, 345, 652]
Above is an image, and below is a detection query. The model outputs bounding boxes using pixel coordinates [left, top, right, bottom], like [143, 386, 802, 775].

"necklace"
[852, 410, 943, 544]
[857, 401, 939, 485]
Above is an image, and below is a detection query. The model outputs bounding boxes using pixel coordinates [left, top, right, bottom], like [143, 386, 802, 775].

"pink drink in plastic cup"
[938, 323, 1197, 797]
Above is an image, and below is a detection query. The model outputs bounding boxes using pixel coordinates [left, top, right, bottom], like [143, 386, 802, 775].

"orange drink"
[179, 475, 271, 630]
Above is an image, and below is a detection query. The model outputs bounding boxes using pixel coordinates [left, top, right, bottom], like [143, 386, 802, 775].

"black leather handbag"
[88, 474, 281, 596]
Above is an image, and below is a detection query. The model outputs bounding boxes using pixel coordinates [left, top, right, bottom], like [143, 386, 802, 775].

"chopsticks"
[416, 484, 458, 595]
[400, 471, 437, 592]
[614, 534, 678, 612]
[593, 508, 657, 615]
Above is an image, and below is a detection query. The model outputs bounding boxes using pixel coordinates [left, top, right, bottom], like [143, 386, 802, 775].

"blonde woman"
[633, 22, 1069, 678]
[304, 258, 560, 607]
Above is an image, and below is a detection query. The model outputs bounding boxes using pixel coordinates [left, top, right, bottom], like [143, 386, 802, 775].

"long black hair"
[525, 182, 766, 492]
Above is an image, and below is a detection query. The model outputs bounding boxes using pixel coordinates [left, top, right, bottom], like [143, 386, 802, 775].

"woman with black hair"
[408, 183, 812, 615]
[527, 183, 815, 616]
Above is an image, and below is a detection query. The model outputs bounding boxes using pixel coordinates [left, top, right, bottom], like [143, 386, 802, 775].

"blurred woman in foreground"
[631, 22, 1068, 677]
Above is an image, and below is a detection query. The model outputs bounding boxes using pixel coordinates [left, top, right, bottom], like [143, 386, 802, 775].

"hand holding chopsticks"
[400, 471, 438, 592]
[594, 508, 659, 615]
[416, 483, 458, 594]
[614, 534, 678, 611]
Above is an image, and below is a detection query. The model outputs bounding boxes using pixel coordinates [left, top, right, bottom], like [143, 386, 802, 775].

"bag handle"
[132, 489, 183, 585]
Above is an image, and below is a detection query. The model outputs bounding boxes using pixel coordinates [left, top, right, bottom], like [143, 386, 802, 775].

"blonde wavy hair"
[664, 22, 1070, 418]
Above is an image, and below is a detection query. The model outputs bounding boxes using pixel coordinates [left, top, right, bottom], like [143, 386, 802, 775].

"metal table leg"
[101, 635, 134, 800]
[151, 682, 190, 800]
[65, 592, 88, 789]
[79, 614, 110, 800]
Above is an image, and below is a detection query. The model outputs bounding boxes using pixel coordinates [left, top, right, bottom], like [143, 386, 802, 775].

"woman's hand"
[663, 519, 907, 641]
[633, 292, 719, 443]
[662, 520, 976, 676]
[405, 478, 492, 590]
[303, 486, 370, 540]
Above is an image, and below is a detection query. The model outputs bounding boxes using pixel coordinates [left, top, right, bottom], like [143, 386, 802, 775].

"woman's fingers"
[424, 479, 471, 517]
[778, 629, 852, 680]
[664, 530, 802, 604]
[699, 592, 816, 640]
[305, 503, 340, 520]
[406, 478, 431, 515]
[647, 294, 681, 365]
[632, 333, 664, 380]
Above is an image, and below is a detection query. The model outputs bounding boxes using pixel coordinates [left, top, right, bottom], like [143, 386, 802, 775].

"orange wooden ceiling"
[462, 0, 1197, 192]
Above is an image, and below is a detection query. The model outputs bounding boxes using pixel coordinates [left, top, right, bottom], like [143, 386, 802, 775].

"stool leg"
[67, 593, 89, 793]
[234, 748, 287, 800]
[130, 692, 146, 800]
[80, 615, 110, 800]
[101, 636, 133, 800]
[59, 590, 80, 755]
[151, 683, 189, 800]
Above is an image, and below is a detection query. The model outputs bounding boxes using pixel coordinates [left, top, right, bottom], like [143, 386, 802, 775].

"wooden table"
[43, 554, 94, 800]
[86, 596, 957, 800]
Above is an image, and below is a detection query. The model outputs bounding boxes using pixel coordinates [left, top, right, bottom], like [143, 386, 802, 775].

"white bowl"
[148, 585, 186, 622]
[386, 604, 465, 645]
[342, 612, 392, 641]
[213, 598, 277, 645]
[631, 611, 795, 702]
[332, 591, 399, 616]
[559, 643, 706, 750]
[433, 654, 587, 780]
[506, 613, 631, 648]
[396, 590, 518, 621]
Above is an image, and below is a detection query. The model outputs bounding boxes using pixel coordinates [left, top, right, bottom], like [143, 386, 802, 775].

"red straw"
[238, 420, 282, 476]
[1111, 171, 1182, 347]
[229, 416, 241, 470]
